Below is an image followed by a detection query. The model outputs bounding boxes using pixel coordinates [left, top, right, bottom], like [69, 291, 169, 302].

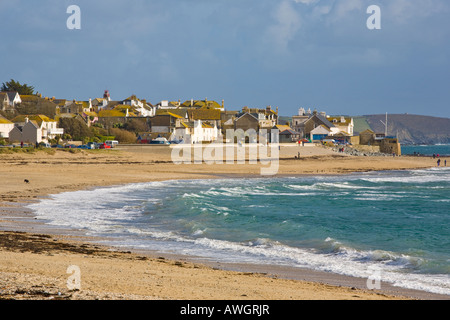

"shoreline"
[1, 146, 448, 300]
[1, 182, 449, 301]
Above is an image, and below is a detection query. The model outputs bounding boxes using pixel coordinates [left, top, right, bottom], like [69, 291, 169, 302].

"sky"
[1, 0, 449, 117]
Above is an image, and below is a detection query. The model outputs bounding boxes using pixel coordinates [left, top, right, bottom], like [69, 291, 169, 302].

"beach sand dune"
[0, 145, 447, 300]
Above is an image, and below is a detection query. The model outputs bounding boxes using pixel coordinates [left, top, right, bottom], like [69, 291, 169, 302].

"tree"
[1, 79, 35, 95]
[59, 117, 93, 141]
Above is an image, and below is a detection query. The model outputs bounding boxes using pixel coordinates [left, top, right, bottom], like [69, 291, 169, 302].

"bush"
[109, 128, 137, 143]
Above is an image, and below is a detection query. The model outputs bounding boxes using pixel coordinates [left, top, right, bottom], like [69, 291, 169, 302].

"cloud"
[385, 0, 448, 23]
[294, 0, 320, 4]
[329, 48, 384, 66]
[265, 1, 302, 52]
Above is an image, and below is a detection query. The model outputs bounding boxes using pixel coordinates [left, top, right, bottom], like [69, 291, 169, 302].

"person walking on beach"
[437, 159, 441, 167]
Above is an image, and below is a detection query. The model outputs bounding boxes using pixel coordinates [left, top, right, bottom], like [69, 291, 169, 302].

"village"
[0, 89, 401, 155]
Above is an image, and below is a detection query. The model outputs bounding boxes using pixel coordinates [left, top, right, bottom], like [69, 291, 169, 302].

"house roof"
[328, 116, 353, 125]
[98, 105, 138, 117]
[80, 101, 91, 108]
[273, 124, 299, 135]
[306, 113, 335, 129]
[0, 115, 13, 124]
[273, 124, 292, 131]
[180, 100, 222, 109]
[6, 92, 19, 101]
[188, 108, 221, 120]
[177, 121, 214, 129]
[333, 131, 351, 137]
[19, 95, 39, 103]
[360, 129, 375, 135]
[235, 112, 259, 122]
[11, 115, 56, 126]
[156, 108, 188, 118]
[0, 92, 9, 101]
[13, 120, 39, 131]
[124, 95, 138, 101]
[53, 99, 67, 107]
[310, 125, 331, 134]
[166, 112, 184, 119]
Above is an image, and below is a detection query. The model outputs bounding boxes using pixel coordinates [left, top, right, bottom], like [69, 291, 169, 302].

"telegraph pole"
[380, 112, 388, 136]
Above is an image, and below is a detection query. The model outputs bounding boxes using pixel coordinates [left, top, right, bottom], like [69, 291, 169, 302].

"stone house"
[9, 115, 64, 144]
[0, 92, 10, 112]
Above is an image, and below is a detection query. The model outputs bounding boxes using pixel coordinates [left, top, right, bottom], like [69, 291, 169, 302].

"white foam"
[187, 237, 450, 295]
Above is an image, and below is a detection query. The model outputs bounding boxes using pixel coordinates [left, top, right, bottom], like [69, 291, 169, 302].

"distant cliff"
[359, 114, 450, 145]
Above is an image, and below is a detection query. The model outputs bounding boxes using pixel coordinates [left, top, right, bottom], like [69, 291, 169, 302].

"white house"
[0, 115, 14, 138]
[6, 92, 21, 107]
[327, 116, 354, 136]
[310, 125, 331, 141]
[171, 120, 219, 144]
[122, 95, 156, 117]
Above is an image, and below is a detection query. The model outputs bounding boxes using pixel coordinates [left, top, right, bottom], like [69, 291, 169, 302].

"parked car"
[38, 142, 51, 148]
[105, 140, 119, 148]
[77, 145, 89, 149]
[98, 142, 111, 149]
[87, 142, 97, 149]
[150, 137, 170, 145]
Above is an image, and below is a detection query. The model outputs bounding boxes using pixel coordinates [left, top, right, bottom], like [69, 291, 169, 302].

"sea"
[27, 167, 450, 296]
[401, 144, 450, 157]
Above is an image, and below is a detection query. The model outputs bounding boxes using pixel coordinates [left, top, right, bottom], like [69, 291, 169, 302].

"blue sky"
[1, 0, 449, 117]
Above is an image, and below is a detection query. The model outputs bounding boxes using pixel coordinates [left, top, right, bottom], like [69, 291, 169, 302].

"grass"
[0, 147, 39, 154]
[0, 146, 120, 156]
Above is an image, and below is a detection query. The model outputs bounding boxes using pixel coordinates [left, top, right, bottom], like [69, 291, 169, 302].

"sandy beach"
[0, 144, 448, 300]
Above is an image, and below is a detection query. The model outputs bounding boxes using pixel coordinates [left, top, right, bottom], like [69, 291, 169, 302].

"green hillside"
[353, 116, 372, 134]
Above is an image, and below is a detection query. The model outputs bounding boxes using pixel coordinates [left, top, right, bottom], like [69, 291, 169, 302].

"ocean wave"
[187, 236, 450, 295]
[25, 175, 450, 296]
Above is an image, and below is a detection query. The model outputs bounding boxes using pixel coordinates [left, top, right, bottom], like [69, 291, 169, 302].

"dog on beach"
[24, 179, 30, 184]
